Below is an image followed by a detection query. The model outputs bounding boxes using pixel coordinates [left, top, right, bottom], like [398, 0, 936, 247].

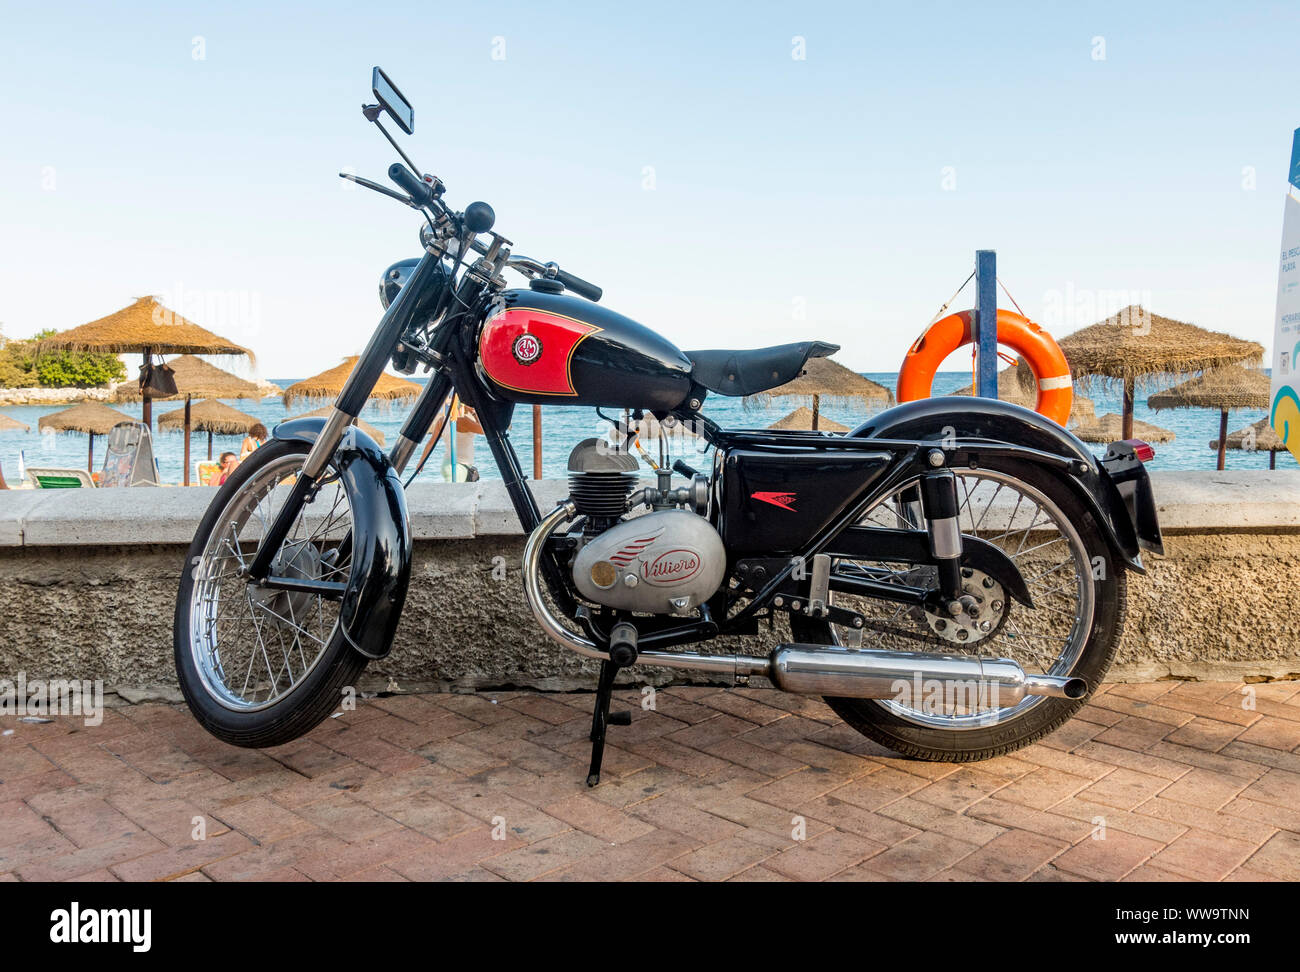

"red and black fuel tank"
[476, 290, 693, 410]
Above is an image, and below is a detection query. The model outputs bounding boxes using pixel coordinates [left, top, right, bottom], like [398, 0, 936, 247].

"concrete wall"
[0, 472, 1296, 700]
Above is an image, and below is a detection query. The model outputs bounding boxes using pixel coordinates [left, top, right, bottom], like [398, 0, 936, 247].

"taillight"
[1123, 438, 1155, 462]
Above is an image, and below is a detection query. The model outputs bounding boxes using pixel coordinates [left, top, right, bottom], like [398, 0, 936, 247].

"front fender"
[274, 417, 413, 659]
[852, 397, 1146, 573]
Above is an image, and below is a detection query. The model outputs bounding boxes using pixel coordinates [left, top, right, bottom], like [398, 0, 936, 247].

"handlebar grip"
[388, 163, 432, 207]
[555, 269, 602, 302]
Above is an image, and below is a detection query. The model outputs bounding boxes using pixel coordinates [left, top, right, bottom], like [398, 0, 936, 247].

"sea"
[0, 371, 1288, 487]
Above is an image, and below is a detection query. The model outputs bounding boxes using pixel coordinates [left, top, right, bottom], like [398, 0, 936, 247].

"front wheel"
[792, 457, 1127, 762]
[174, 438, 367, 748]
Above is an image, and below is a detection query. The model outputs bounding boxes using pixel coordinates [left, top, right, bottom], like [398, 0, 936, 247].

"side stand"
[586, 660, 632, 787]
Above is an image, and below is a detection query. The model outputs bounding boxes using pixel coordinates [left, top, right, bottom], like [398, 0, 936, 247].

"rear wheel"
[173, 438, 367, 748]
[792, 457, 1125, 761]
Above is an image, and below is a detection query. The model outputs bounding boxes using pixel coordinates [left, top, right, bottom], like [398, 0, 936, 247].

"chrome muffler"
[770, 645, 1086, 706]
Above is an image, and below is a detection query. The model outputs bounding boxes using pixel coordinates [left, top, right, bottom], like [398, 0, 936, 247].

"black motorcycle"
[174, 68, 1163, 785]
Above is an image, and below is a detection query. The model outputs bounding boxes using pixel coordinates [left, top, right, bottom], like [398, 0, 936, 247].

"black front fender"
[274, 417, 413, 659]
[852, 397, 1148, 574]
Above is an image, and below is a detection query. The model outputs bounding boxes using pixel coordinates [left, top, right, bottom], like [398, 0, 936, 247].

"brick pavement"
[2, 681, 1298, 882]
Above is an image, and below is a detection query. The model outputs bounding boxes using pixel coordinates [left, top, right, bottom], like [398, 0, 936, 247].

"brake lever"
[339, 171, 420, 208]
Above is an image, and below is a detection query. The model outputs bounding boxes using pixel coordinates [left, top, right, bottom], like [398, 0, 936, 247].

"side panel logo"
[751, 491, 797, 512]
[642, 549, 702, 586]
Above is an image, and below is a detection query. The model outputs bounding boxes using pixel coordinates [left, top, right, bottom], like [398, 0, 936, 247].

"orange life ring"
[897, 309, 1073, 427]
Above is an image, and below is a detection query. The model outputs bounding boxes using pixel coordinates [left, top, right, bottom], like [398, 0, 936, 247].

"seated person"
[215, 451, 239, 485]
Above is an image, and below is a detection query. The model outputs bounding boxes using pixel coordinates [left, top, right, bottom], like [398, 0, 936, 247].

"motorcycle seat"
[685, 341, 840, 397]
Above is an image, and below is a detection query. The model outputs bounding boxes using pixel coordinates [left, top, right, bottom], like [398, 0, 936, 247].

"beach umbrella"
[1212, 418, 1288, 470]
[158, 399, 263, 464]
[1147, 364, 1271, 470]
[768, 406, 849, 433]
[281, 356, 419, 409]
[38, 297, 252, 430]
[113, 354, 267, 402]
[37, 401, 134, 472]
[1058, 305, 1263, 440]
[117, 355, 269, 484]
[753, 356, 892, 431]
[289, 406, 386, 447]
[0, 413, 30, 433]
[1073, 412, 1175, 445]
[952, 362, 1096, 424]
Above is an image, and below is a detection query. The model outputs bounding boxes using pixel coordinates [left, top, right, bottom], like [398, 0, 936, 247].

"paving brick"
[852, 831, 979, 881]
[1052, 829, 1163, 880]
[950, 829, 1069, 881]
[1145, 828, 1259, 882]
[669, 835, 780, 881]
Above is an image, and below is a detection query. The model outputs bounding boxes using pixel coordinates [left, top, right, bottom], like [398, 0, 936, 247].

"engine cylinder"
[567, 438, 638, 518]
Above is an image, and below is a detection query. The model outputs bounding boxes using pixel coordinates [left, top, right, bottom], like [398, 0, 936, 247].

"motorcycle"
[174, 68, 1164, 786]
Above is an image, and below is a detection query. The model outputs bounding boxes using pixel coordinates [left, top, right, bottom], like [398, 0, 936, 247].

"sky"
[0, 0, 1296, 378]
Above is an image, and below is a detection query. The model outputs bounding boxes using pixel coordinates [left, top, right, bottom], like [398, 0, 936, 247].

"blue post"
[975, 250, 998, 398]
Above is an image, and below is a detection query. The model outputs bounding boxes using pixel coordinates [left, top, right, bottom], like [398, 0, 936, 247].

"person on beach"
[216, 451, 239, 485]
[240, 422, 267, 462]
[415, 395, 483, 482]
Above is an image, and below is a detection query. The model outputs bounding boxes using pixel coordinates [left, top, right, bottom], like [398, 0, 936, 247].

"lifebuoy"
[897, 309, 1073, 427]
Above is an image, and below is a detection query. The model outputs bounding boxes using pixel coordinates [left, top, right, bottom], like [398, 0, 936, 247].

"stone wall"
[0, 472, 1295, 700]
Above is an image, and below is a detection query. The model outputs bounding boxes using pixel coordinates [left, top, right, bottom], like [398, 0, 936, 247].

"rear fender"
[851, 397, 1148, 574]
[273, 417, 413, 659]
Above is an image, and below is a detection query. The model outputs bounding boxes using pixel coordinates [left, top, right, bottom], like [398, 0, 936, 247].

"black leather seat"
[685, 341, 839, 397]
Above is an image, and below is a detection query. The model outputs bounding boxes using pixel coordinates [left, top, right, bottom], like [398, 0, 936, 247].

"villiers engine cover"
[572, 509, 726, 614]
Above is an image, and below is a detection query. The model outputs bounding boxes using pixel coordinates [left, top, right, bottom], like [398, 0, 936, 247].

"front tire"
[174, 438, 368, 748]
[793, 457, 1127, 762]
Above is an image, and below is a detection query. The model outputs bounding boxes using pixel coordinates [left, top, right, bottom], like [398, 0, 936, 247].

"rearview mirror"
[372, 67, 414, 134]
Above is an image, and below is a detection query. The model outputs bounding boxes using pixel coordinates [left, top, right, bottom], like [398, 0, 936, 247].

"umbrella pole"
[1216, 411, 1228, 471]
[1122, 378, 1134, 440]
[87, 434, 94, 473]
[812, 394, 820, 432]
[533, 405, 542, 479]
[1270, 451, 1277, 470]
[208, 430, 213, 460]
[183, 395, 192, 486]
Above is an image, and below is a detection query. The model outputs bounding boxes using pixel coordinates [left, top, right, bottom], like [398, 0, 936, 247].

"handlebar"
[391, 163, 602, 302]
[387, 163, 434, 208]
[554, 269, 602, 302]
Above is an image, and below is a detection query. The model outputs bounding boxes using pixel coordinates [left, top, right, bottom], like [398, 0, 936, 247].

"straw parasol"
[1212, 418, 1288, 470]
[290, 406, 386, 447]
[38, 297, 253, 429]
[0, 413, 30, 433]
[1072, 412, 1175, 445]
[755, 356, 892, 431]
[114, 354, 266, 402]
[116, 355, 270, 484]
[38, 401, 134, 472]
[282, 356, 419, 409]
[158, 399, 263, 461]
[768, 406, 848, 433]
[1058, 305, 1263, 440]
[1147, 364, 1271, 470]
[952, 363, 1096, 426]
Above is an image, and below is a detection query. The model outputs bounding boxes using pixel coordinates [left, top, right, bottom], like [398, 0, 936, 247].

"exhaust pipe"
[770, 645, 1086, 707]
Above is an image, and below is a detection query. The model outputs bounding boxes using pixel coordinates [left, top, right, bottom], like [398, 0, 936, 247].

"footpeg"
[608, 621, 638, 667]
[608, 710, 632, 726]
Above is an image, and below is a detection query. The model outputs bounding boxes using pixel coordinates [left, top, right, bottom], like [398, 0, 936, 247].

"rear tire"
[174, 438, 368, 748]
[792, 457, 1126, 762]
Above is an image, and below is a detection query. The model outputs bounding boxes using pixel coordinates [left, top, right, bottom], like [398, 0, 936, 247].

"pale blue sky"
[0, 1, 1296, 376]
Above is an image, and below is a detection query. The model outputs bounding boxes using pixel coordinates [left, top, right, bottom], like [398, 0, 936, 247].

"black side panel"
[273, 418, 413, 659]
[851, 397, 1147, 572]
[718, 449, 893, 556]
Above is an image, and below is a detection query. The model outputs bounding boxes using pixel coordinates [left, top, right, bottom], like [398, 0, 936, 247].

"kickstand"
[586, 660, 631, 787]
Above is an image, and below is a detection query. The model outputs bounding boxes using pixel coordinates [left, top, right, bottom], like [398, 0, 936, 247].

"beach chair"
[25, 467, 96, 489]
[99, 422, 160, 487]
[196, 460, 221, 486]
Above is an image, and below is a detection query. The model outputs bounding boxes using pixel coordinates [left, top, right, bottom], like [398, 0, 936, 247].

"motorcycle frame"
[248, 246, 1155, 661]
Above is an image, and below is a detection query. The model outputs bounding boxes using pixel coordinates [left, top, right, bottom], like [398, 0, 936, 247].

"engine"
[566, 439, 725, 615]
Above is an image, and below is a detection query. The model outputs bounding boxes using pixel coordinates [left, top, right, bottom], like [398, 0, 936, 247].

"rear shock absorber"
[920, 470, 963, 607]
